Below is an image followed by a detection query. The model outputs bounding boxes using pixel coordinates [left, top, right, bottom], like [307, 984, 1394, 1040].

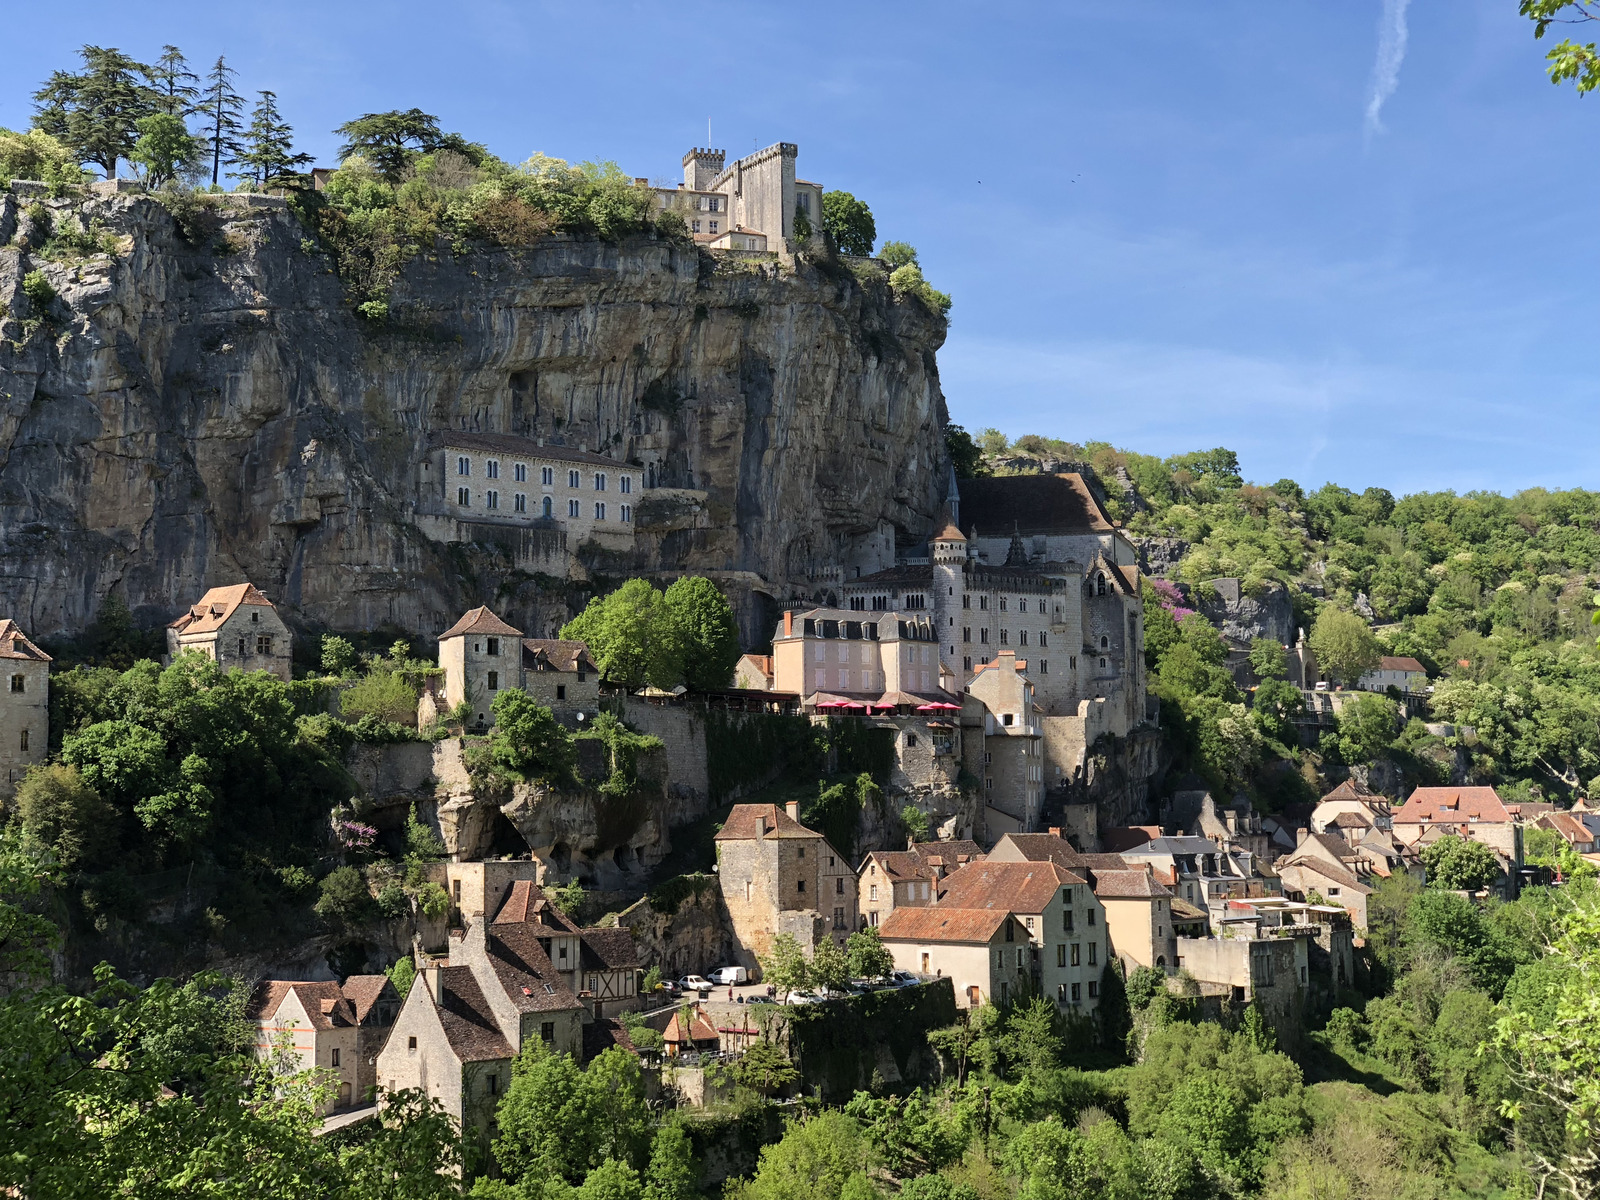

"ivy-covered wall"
[782, 978, 957, 1101]
[704, 709, 822, 801]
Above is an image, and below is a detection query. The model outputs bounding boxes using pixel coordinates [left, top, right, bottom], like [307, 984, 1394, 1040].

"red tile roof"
[246, 980, 355, 1030]
[935, 860, 1086, 914]
[862, 850, 933, 881]
[1396, 787, 1511, 825]
[878, 906, 1017, 944]
[715, 803, 821, 841]
[167, 583, 278, 634]
[493, 880, 582, 934]
[1092, 869, 1173, 899]
[1540, 811, 1599, 845]
[483, 925, 583, 1014]
[1319, 779, 1378, 804]
[1377, 656, 1427, 674]
[440, 606, 524, 640]
[0, 619, 49, 662]
[340, 975, 398, 1023]
[912, 840, 985, 865]
[579, 927, 639, 972]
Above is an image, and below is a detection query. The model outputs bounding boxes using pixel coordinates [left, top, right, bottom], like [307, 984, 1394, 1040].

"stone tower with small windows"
[682, 147, 726, 191]
[930, 509, 968, 685]
[436, 606, 526, 731]
[0, 619, 49, 798]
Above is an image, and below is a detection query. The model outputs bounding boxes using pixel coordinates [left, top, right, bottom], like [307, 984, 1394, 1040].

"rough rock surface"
[1197, 578, 1295, 648]
[0, 191, 950, 642]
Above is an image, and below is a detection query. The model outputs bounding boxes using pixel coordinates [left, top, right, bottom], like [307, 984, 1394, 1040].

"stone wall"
[615, 882, 733, 977]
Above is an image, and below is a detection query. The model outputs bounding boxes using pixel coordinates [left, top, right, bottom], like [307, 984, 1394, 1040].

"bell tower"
[930, 507, 968, 690]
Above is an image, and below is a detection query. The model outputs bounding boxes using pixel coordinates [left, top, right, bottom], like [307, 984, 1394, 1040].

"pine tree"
[148, 45, 200, 116]
[232, 91, 312, 188]
[201, 56, 245, 187]
[32, 45, 157, 179]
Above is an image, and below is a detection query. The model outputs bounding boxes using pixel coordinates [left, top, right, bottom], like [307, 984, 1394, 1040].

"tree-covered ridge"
[956, 427, 1600, 802]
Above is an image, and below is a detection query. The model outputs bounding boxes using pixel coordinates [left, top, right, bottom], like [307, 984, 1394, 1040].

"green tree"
[1329, 692, 1397, 765]
[562, 579, 685, 689]
[821, 190, 876, 256]
[738, 1111, 874, 1200]
[1248, 636, 1288, 680]
[585, 1048, 652, 1167]
[1420, 835, 1502, 892]
[662, 576, 741, 692]
[33, 45, 157, 178]
[147, 45, 199, 116]
[1251, 678, 1304, 747]
[493, 1038, 601, 1184]
[944, 423, 988, 479]
[576, 711, 663, 797]
[321, 634, 359, 676]
[234, 90, 312, 187]
[577, 1159, 642, 1200]
[1308, 607, 1381, 688]
[131, 112, 199, 186]
[15, 763, 116, 873]
[0, 825, 58, 979]
[385, 954, 416, 998]
[0, 127, 85, 191]
[845, 926, 895, 981]
[340, 669, 418, 725]
[810, 937, 851, 994]
[888, 263, 952, 316]
[315, 866, 374, 929]
[730, 1039, 800, 1098]
[759, 931, 811, 996]
[643, 1121, 699, 1200]
[1521, 0, 1600, 94]
[200, 55, 246, 187]
[334, 109, 445, 178]
[998, 996, 1064, 1080]
[901, 804, 932, 842]
[879, 240, 918, 269]
[488, 690, 576, 783]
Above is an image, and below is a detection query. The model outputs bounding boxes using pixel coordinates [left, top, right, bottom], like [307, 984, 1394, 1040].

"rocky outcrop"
[1197, 578, 1295, 648]
[1133, 536, 1189, 578]
[0, 191, 950, 642]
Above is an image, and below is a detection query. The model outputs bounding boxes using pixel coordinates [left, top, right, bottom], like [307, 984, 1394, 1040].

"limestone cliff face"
[0, 191, 949, 641]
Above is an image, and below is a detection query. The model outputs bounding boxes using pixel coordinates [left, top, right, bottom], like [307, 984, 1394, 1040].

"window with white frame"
[514, 463, 527, 482]
[620, 504, 632, 522]
[542, 466, 554, 486]
[568, 499, 580, 518]
[620, 476, 632, 494]
[456, 456, 470, 476]
[514, 493, 527, 512]
[486, 490, 499, 509]
[568, 470, 581, 488]
[457, 487, 470, 506]
[594, 502, 605, 520]
[594, 473, 606, 491]
[486, 459, 499, 479]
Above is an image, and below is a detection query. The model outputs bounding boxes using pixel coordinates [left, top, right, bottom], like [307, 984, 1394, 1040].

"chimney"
[784, 610, 793, 637]
[1048, 827, 1062, 839]
[785, 800, 800, 823]
[1297, 827, 1310, 847]
[426, 964, 445, 1005]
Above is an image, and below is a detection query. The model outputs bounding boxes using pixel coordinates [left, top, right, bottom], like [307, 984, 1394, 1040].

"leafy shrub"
[0, 127, 86, 193]
[314, 866, 374, 929]
[21, 270, 55, 311]
[414, 881, 449, 920]
[376, 881, 409, 919]
[888, 263, 952, 317]
[340, 670, 418, 725]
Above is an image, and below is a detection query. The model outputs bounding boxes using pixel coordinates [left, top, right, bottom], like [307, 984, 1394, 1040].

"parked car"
[677, 975, 715, 995]
[888, 970, 920, 988]
[709, 966, 749, 985]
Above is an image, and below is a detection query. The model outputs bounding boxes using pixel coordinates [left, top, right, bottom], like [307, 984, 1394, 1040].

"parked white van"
[709, 966, 748, 985]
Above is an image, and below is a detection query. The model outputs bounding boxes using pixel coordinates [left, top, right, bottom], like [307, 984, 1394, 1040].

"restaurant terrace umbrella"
[915, 702, 962, 712]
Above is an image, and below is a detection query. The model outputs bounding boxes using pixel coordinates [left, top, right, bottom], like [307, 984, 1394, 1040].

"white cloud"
[1365, 0, 1413, 139]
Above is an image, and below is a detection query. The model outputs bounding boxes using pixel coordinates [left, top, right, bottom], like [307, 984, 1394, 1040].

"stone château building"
[651, 142, 825, 251]
[0, 619, 49, 798]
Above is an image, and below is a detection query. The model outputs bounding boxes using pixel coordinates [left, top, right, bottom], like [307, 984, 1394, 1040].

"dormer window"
[251, 612, 259, 623]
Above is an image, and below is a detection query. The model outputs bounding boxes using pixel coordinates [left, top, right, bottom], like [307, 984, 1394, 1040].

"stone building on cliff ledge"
[0, 619, 49, 798]
[804, 470, 1155, 838]
[165, 583, 293, 683]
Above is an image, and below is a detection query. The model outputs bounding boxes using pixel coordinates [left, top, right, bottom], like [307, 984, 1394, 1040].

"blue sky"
[4, 1, 1594, 495]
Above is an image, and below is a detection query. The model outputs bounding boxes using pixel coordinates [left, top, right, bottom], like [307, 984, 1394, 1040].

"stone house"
[425, 606, 599, 730]
[715, 801, 857, 969]
[1357, 656, 1429, 695]
[984, 830, 1177, 971]
[965, 651, 1046, 836]
[933, 859, 1106, 1014]
[1118, 835, 1275, 920]
[1175, 932, 1308, 1041]
[732, 653, 775, 691]
[877, 907, 1034, 1008]
[416, 432, 642, 572]
[444, 860, 543, 926]
[492, 880, 641, 1018]
[1537, 810, 1600, 854]
[247, 976, 400, 1114]
[520, 639, 599, 713]
[165, 583, 292, 682]
[1311, 779, 1392, 833]
[1393, 786, 1522, 879]
[1275, 853, 1375, 930]
[856, 839, 984, 930]
[376, 915, 584, 1137]
[0, 619, 49, 798]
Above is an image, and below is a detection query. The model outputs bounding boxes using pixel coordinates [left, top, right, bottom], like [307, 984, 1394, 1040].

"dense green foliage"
[821, 190, 876, 256]
[562, 577, 740, 691]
